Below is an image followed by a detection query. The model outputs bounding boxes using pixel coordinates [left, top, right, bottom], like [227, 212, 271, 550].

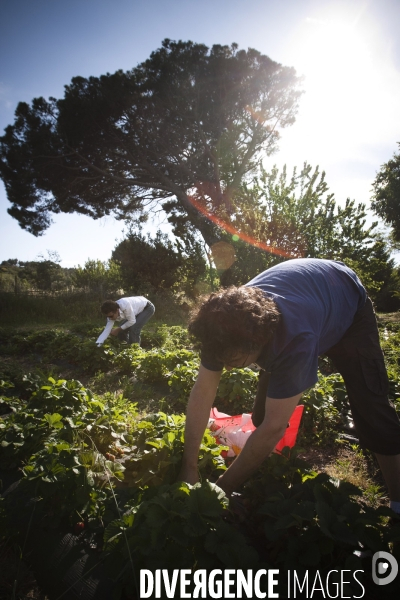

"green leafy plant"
[216, 367, 259, 413]
[136, 349, 198, 384]
[299, 374, 349, 446]
[242, 447, 400, 596]
[103, 481, 260, 595]
[168, 361, 199, 406]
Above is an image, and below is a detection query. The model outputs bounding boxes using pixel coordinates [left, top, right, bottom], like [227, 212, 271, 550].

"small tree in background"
[371, 143, 400, 242]
[112, 229, 207, 296]
[214, 164, 399, 310]
[74, 259, 123, 295]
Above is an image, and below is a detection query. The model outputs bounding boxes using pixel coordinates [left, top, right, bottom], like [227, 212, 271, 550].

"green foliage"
[371, 142, 400, 242]
[0, 40, 301, 248]
[0, 376, 135, 535]
[0, 376, 124, 468]
[112, 344, 148, 374]
[159, 325, 191, 350]
[241, 447, 398, 594]
[103, 481, 259, 591]
[216, 367, 259, 413]
[0, 328, 117, 374]
[168, 364, 259, 415]
[2, 320, 400, 596]
[74, 258, 123, 294]
[0, 291, 103, 325]
[112, 229, 208, 297]
[216, 164, 397, 309]
[136, 349, 199, 384]
[168, 362, 199, 405]
[299, 374, 349, 446]
[0, 253, 75, 292]
[0, 374, 226, 541]
[140, 323, 170, 348]
[380, 326, 400, 399]
[118, 412, 225, 488]
[344, 236, 400, 312]
[112, 229, 186, 292]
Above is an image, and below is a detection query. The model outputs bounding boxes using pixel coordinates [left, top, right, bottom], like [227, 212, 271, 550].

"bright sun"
[279, 9, 399, 166]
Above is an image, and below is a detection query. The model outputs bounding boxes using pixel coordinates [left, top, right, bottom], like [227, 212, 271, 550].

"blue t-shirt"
[201, 258, 367, 398]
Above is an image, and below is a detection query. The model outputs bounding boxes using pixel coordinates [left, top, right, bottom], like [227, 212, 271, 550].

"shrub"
[168, 361, 200, 406]
[216, 367, 259, 414]
[136, 349, 198, 384]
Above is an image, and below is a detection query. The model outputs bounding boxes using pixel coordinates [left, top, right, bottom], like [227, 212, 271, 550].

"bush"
[299, 374, 349, 446]
[140, 324, 170, 348]
[216, 367, 259, 414]
[136, 349, 198, 384]
[168, 361, 200, 406]
[0, 291, 104, 325]
[112, 345, 147, 373]
[0, 375, 226, 540]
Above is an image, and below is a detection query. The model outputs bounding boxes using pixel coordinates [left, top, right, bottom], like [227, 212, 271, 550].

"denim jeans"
[117, 302, 155, 346]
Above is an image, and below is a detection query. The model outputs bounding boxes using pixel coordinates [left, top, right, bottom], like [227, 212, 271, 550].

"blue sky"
[1, 0, 399, 267]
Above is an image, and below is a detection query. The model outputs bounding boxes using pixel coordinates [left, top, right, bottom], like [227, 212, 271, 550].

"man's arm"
[96, 319, 114, 346]
[216, 393, 302, 495]
[179, 365, 222, 484]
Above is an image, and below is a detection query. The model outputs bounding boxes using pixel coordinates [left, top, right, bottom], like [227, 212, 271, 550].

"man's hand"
[109, 327, 121, 337]
[216, 393, 302, 495]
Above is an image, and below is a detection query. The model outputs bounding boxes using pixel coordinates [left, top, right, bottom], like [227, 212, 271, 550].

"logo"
[372, 551, 398, 586]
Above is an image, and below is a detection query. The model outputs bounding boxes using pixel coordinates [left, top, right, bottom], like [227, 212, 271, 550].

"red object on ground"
[209, 405, 304, 455]
[74, 522, 85, 534]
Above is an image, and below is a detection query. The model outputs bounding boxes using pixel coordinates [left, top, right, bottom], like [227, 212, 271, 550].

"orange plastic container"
[209, 405, 304, 456]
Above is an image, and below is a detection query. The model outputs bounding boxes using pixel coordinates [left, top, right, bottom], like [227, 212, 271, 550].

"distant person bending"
[96, 296, 155, 347]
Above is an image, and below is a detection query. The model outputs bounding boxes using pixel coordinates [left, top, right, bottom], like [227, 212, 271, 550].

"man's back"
[246, 258, 367, 397]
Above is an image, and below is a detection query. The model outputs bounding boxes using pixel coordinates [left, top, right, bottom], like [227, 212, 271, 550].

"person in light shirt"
[96, 296, 155, 347]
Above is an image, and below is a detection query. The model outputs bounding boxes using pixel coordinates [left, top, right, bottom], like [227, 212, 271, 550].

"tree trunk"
[175, 190, 221, 249]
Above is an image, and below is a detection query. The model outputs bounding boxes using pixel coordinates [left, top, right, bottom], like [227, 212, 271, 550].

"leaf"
[330, 521, 358, 546]
[187, 483, 227, 517]
[43, 413, 63, 428]
[315, 500, 337, 537]
[78, 450, 97, 467]
[56, 442, 71, 453]
[292, 501, 315, 521]
[274, 514, 300, 530]
[335, 479, 362, 497]
[356, 525, 382, 551]
[205, 522, 259, 568]
[318, 536, 334, 555]
[299, 543, 321, 566]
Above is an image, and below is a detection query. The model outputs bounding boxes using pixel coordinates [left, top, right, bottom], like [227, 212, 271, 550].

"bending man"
[179, 258, 400, 516]
[96, 296, 155, 347]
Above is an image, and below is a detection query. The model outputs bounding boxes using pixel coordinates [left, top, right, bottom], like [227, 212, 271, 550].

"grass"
[325, 443, 387, 509]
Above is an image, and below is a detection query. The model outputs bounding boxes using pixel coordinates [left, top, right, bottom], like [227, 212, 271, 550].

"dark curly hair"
[188, 286, 280, 363]
[101, 300, 119, 315]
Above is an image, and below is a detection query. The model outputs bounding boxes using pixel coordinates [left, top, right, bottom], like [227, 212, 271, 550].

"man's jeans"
[117, 302, 155, 346]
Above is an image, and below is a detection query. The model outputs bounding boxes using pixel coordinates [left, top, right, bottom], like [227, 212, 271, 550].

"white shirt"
[96, 296, 148, 345]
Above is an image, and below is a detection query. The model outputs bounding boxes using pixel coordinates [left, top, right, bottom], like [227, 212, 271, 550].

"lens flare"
[187, 191, 301, 259]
